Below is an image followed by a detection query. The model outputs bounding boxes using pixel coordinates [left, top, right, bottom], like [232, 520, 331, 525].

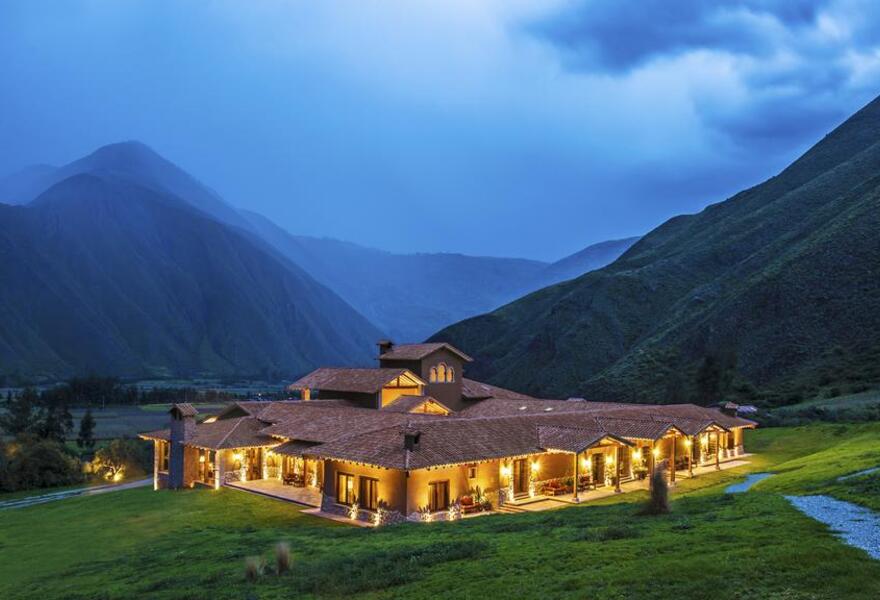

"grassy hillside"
[434, 96, 880, 406]
[1, 423, 879, 599]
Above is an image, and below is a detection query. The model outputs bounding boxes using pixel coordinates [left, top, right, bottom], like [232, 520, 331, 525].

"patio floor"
[508, 456, 751, 512]
[225, 478, 322, 507]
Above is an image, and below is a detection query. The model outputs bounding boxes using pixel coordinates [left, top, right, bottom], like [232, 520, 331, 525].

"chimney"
[168, 403, 198, 489]
[403, 430, 421, 451]
[377, 339, 394, 357]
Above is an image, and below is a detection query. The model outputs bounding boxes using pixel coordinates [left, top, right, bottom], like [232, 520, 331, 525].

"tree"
[0, 388, 39, 437]
[77, 408, 96, 450]
[0, 436, 84, 492]
[34, 402, 73, 443]
[92, 439, 151, 481]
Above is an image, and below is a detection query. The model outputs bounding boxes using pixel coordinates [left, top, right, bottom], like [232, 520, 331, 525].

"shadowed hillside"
[0, 174, 380, 381]
[434, 96, 880, 406]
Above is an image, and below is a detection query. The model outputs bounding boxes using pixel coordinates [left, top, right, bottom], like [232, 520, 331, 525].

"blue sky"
[1, 1, 878, 260]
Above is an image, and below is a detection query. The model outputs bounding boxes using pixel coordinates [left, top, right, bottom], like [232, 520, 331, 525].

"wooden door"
[592, 453, 605, 486]
[513, 458, 529, 495]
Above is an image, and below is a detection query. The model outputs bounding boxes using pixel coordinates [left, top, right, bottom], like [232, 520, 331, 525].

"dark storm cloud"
[532, 0, 830, 72]
[531, 0, 880, 149]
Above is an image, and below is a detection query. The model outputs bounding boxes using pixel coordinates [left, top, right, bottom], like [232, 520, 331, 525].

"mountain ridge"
[432, 95, 880, 406]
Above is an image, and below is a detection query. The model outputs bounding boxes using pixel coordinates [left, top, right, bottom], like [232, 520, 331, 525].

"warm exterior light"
[632, 450, 642, 461]
[652, 448, 660, 458]
[530, 460, 539, 473]
[233, 453, 243, 462]
[500, 464, 512, 478]
[199, 455, 205, 463]
[585, 457, 592, 469]
[608, 453, 615, 465]
[581, 457, 589, 468]
[685, 439, 692, 447]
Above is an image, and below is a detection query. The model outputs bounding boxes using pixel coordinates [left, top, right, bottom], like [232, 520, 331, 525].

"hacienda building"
[141, 341, 755, 525]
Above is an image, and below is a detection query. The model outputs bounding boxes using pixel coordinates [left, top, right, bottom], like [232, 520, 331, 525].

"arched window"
[446, 366, 455, 383]
[437, 363, 447, 382]
[429, 367, 438, 383]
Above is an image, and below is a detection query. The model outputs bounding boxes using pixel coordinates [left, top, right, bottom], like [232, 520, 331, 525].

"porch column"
[687, 436, 694, 478]
[214, 451, 222, 490]
[649, 441, 655, 490]
[670, 434, 676, 484]
[714, 432, 721, 471]
[573, 453, 580, 502]
[261, 449, 267, 480]
[153, 441, 159, 491]
[614, 449, 621, 493]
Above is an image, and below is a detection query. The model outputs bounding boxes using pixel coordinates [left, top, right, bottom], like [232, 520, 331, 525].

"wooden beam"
[714, 432, 721, 471]
[670, 433, 676, 483]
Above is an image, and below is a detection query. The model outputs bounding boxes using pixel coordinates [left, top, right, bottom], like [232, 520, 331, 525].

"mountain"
[539, 237, 639, 285]
[243, 211, 636, 341]
[0, 173, 381, 382]
[433, 96, 880, 406]
[0, 141, 638, 350]
[0, 141, 249, 229]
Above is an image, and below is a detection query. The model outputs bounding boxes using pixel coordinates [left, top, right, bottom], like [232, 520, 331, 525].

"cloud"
[529, 0, 880, 149]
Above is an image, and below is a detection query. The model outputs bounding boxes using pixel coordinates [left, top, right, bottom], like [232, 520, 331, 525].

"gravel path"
[725, 472, 774, 493]
[786, 495, 880, 560]
[0, 478, 151, 510]
[838, 466, 880, 481]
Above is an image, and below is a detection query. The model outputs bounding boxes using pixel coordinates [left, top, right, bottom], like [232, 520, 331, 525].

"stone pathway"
[838, 467, 880, 482]
[0, 478, 151, 510]
[786, 495, 880, 560]
[725, 472, 774, 493]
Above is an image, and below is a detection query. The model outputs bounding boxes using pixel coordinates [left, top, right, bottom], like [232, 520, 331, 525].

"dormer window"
[430, 363, 455, 383]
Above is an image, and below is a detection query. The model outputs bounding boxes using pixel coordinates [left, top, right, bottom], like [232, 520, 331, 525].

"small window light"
[519, 406, 527, 411]
[544, 407, 554, 412]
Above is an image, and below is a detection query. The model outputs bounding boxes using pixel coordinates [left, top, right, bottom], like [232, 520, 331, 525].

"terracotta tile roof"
[259, 402, 442, 443]
[537, 426, 631, 453]
[272, 440, 320, 457]
[171, 403, 198, 417]
[139, 428, 170, 441]
[287, 368, 423, 393]
[380, 395, 452, 414]
[380, 342, 473, 362]
[460, 378, 536, 402]
[188, 417, 274, 450]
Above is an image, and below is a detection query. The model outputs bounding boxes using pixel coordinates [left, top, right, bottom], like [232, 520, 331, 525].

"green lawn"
[1, 424, 879, 599]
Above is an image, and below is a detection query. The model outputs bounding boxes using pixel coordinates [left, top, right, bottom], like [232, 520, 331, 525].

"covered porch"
[225, 478, 322, 507]
[506, 455, 751, 511]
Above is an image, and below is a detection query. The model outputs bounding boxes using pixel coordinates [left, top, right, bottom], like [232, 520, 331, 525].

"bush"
[0, 436, 84, 492]
[92, 438, 152, 481]
[639, 469, 670, 516]
[244, 556, 264, 582]
[275, 542, 291, 575]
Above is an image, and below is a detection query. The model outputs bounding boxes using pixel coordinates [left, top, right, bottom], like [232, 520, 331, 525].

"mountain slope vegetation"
[0, 174, 380, 381]
[434, 96, 880, 406]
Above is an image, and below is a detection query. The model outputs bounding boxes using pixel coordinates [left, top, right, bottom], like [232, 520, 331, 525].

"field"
[1, 424, 879, 599]
[67, 404, 228, 441]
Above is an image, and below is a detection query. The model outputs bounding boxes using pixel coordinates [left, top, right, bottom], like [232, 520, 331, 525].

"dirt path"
[725, 472, 774, 493]
[786, 495, 880, 560]
[0, 478, 151, 510]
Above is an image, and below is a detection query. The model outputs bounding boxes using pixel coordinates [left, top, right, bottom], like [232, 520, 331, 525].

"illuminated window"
[429, 367, 438, 383]
[437, 363, 447, 382]
[337, 472, 355, 505]
[428, 480, 449, 511]
[446, 366, 455, 383]
[467, 464, 477, 479]
[359, 477, 379, 511]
